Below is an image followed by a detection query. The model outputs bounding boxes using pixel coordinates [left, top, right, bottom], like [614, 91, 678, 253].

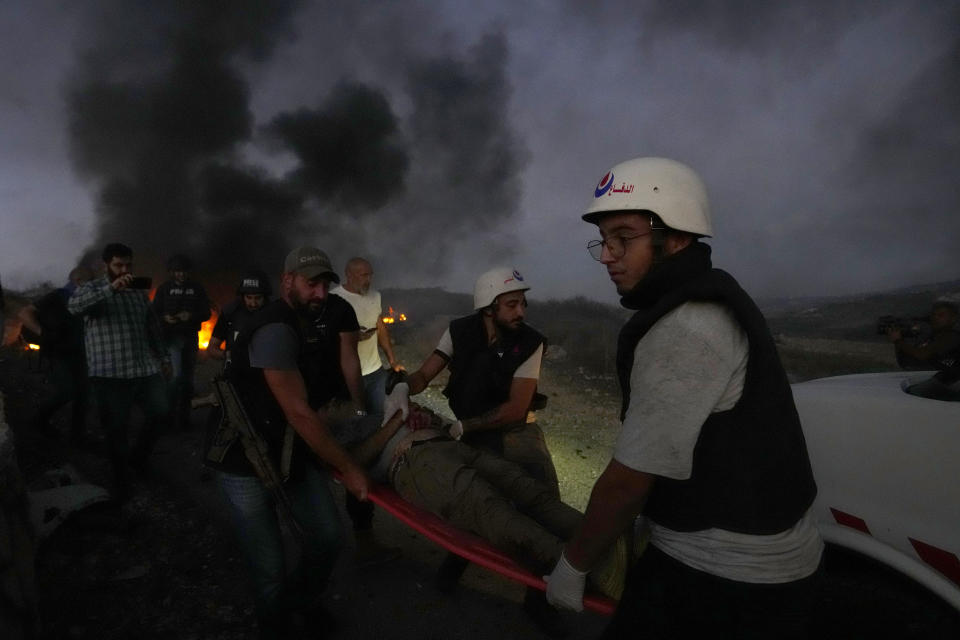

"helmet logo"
[595, 172, 614, 198]
[503, 269, 523, 285]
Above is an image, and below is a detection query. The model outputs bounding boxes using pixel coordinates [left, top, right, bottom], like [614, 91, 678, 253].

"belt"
[410, 435, 454, 448]
[389, 435, 455, 481]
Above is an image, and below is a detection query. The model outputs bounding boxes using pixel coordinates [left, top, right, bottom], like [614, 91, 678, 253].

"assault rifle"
[208, 377, 304, 541]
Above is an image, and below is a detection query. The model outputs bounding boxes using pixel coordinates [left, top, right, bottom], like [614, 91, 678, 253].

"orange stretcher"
[361, 480, 617, 616]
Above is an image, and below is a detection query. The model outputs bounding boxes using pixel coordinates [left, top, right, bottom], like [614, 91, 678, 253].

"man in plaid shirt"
[69, 242, 172, 501]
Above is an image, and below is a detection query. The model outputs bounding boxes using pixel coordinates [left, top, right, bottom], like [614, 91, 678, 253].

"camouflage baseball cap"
[283, 247, 340, 283]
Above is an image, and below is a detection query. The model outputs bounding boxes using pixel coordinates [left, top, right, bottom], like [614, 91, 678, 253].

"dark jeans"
[602, 545, 821, 640]
[37, 355, 88, 438]
[90, 374, 171, 496]
[165, 334, 198, 428]
[362, 366, 388, 422]
[217, 465, 343, 637]
[348, 371, 388, 533]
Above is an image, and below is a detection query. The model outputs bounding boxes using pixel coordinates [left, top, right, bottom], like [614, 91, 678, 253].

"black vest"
[443, 313, 545, 449]
[617, 244, 816, 534]
[215, 299, 252, 352]
[154, 278, 208, 336]
[216, 300, 313, 477]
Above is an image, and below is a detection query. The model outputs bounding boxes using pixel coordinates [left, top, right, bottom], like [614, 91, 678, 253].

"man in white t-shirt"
[331, 257, 401, 422]
[545, 158, 822, 639]
[330, 257, 404, 564]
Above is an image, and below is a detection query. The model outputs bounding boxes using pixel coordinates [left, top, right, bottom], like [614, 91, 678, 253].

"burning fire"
[382, 306, 407, 325]
[147, 288, 217, 349]
[26, 343, 40, 351]
[199, 310, 218, 350]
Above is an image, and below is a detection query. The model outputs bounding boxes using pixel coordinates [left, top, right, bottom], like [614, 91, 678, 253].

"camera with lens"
[876, 315, 926, 338]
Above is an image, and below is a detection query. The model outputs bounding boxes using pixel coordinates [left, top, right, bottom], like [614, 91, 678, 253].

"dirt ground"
[2, 339, 959, 639]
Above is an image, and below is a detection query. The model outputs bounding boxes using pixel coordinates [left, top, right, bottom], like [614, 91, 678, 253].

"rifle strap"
[280, 424, 295, 482]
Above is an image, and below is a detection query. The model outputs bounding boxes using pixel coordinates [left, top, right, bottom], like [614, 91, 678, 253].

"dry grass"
[392, 331, 902, 510]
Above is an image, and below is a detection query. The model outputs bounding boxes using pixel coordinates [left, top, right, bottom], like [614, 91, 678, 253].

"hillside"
[762, 279, 960, 340]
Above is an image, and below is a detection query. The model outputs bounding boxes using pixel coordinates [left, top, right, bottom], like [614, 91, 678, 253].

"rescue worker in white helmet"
[385, 267, 564, 634]
[545, 157, 823, 638]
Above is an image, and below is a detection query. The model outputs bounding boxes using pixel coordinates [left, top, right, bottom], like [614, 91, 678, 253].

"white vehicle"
[792, 371, 960, 611]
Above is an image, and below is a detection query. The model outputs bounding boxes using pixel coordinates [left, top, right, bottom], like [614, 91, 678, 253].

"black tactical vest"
[442, 313, 545, 451]
[617, 255, 816, 535]
[216, 299, 312, 477]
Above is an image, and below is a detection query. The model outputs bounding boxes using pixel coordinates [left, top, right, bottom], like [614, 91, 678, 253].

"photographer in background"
[887, 300, 960, 400]
[68, 242, 172, 501]
[152, 254, 210, 430]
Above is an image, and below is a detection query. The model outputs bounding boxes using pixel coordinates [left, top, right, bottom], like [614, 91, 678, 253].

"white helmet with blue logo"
[582, 157, 712, 237]
[473, 267, 531, 310]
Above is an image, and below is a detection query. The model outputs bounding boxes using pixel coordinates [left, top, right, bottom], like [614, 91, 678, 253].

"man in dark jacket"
[18, 266, 93, 441]
[545, 157, 823, 639]
[152, 254, 210, 429]
[207, 269, 271, 367]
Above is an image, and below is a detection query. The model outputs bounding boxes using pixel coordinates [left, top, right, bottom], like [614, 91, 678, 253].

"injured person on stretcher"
[334, 403, 627, 601]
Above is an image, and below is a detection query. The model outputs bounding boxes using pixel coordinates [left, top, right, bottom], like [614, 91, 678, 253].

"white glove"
[382, 381, 410, 426]
[448, 420, 464, 440]
[544, 552, 586, 612]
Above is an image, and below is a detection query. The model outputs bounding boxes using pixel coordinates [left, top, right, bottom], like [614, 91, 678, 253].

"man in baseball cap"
[207, 245, 369, 637]
[283, 246, 340, 283]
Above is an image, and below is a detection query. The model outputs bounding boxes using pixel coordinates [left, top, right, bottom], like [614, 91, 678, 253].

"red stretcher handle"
[337, 473, 616, 616]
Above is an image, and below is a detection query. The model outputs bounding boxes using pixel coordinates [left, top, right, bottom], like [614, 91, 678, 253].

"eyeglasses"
[587, 231, 651, 261]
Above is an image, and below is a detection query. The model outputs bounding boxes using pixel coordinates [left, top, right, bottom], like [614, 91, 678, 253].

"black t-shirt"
[36, 288, 83, 359]
[301, 293, 359, 407]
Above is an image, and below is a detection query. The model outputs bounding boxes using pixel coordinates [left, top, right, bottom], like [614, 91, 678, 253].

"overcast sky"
[1, 1, 957, 306]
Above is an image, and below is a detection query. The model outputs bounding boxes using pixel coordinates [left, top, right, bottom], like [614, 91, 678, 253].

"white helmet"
[473, 267, 531, 310]
[582, 157, 712, 237]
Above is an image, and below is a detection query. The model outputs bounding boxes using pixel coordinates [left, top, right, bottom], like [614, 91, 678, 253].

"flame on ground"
[382, 306, 407, 325]
[199, 311, 218, 350]
[26, 343, 40, 351]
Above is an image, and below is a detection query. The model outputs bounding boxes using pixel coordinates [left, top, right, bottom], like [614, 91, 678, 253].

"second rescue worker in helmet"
[390, 267, 555, 485]
[545, 158, 823, 638]
[387, 268, 560, 611]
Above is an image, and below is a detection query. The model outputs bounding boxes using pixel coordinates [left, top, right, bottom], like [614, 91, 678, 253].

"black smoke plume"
[267, 81, 408, 213]
[67, 1, 527, 296]
[67, 1, 299, 282]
